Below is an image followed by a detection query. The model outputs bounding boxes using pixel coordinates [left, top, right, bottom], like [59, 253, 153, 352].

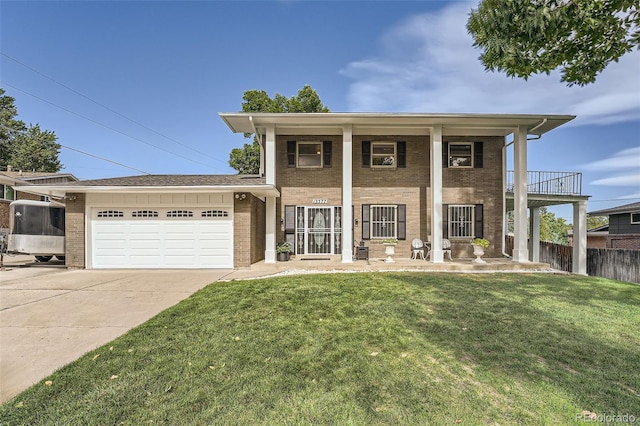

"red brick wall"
[0, 200, 10, 230]
[608, 235, 640, 249]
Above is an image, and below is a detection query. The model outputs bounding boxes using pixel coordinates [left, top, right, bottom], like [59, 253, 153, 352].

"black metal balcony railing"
[506, 171, 582, 196]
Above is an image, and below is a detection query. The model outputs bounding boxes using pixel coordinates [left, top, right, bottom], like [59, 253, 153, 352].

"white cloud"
[341, 1, 640, 126]
[591, 174, 640, 186]
[620, 192, 640, 200]
[583, 147, 640, 170]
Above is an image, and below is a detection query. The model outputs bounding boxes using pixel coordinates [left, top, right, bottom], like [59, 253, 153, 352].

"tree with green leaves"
[539, 207, 569, 244]
[0, 88, 62, 172]
[228, 85, 330, 174]
[587, 214, 609, 230]
[467, 0, 640, 86]
[506, 207, 571, 244]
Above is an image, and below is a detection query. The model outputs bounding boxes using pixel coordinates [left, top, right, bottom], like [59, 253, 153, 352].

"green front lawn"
[1, 273, 639, 425]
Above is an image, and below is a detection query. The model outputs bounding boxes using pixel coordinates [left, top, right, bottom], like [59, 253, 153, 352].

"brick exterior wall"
[65, 193, 86, 269]
[275, 134, 504, 259]
[234, 193, 265, 268]
[0, 200, 10, 231]
[607, 235, 640, 249]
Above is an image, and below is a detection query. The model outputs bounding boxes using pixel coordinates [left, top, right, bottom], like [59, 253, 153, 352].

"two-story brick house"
[15, 112, 587, 273]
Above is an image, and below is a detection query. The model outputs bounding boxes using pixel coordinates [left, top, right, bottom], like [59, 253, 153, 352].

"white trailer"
[8, 200, 65, 262]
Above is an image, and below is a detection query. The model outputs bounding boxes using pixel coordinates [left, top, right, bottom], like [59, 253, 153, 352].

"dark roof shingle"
[64, 174, 266, 187]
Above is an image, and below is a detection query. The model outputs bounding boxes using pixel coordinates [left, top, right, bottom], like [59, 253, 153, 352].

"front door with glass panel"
[295, 206, 342, 255]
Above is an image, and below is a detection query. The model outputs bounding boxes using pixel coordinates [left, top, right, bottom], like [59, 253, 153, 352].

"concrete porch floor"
[224, 255, 559, 281]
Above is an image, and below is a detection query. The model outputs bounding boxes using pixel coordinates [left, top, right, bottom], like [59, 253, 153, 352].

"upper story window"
[287, 141, 332, 168]
[297, 142, 323, 168]
[443, 141, 483, 168]
[371, 142, 396, 168]
[449, 143, 473, 167]
[631, 212, 640, 224]
[362, 141, 406, 168]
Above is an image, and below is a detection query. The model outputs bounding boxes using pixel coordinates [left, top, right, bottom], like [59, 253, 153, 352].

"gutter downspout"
[249, 116, 265, 177]
[502, 139, 510, 258]
[526, 118, 547, 141]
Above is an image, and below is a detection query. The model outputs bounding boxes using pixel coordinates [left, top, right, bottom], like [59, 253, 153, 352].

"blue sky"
[1, 0, 639, 222]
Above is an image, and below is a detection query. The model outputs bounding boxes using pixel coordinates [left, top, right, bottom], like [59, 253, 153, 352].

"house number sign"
[312, 199, 328, 204]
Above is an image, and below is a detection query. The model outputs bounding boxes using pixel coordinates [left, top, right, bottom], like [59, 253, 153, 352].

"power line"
[1, 81, 217, 170]
[1, 52, 222, 164]
[60, 144, 150, 175]
[0, 123, 150, 175]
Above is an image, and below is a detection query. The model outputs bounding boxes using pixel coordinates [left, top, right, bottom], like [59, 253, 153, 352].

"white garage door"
[91, 208, 233, 268]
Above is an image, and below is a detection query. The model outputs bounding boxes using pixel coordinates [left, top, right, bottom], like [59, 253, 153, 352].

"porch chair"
[443, 238, 453, 261]
[411, 238, 426, 260]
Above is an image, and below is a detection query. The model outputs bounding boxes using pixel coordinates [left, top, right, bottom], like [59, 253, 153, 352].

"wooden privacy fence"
[586, 249, 640, 284]
[504, 236, 640, 284]
[540, 241, 573, 273]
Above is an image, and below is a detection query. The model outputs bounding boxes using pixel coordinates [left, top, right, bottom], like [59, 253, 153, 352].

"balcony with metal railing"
[506, 170, 583, 196]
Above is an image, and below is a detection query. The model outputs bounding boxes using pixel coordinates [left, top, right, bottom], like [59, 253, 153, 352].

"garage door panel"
[91, 209, 233, 269]
[128, 256, 163, 267]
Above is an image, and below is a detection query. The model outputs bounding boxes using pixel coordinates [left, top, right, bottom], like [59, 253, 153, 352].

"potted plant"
[471, 238, 489, 263]
[381, 238, 398, 263]
[276, 241, 292, 261]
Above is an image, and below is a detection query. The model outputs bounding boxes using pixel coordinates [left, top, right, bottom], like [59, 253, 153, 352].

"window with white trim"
[1, 185, 15, 201]
[297, 142, 323, 168]
[371, 142, 396, 168]
[370, 205, 397, 238]
[449, 205, 474, 238]
[631, 212, 640, 224]
[449, 143, 473, 167]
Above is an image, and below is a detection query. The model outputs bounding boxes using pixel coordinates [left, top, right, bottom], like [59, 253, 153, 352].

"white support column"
[265, 197, 276, 263]
[572, 200, 587, 275]
[342, 125, 353, 263]
[265, 126, 276, 185]
[264, 125, 276, 263]
[512, 125, 529, 262]
[430, 124, 444, 263]
[529, 207, 540, 262]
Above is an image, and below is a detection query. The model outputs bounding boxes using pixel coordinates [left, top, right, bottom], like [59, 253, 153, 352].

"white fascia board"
[13, 184, 280, 198]
[219, 112, 576, 136]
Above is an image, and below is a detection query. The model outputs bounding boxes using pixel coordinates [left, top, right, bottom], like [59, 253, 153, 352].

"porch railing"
[506, 171, 582, 196]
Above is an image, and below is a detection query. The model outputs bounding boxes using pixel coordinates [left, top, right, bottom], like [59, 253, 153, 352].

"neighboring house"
[14, 112, 589, 273]
[0, 168, 78, 231]
[567, 224, 609, 248]
[588, 202, 640, 249]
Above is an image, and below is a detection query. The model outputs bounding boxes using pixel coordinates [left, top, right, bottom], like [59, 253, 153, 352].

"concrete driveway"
[0, 257, 233, 403]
